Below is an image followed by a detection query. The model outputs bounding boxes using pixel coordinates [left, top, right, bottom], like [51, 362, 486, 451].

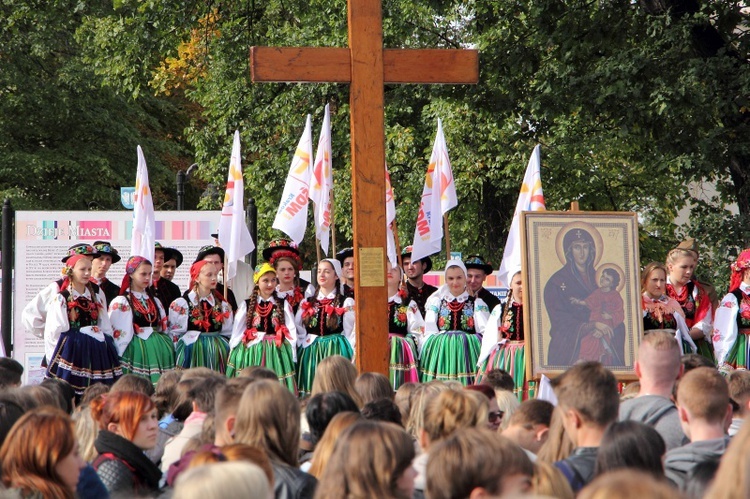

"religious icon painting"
[521, 211, 641, 380]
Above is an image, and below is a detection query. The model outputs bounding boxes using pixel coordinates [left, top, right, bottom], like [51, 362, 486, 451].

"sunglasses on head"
[488, 410, 504, 422]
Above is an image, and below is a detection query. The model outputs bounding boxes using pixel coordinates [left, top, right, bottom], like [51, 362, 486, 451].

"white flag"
[385, 164, 398, 268]
[272, 115, 314, 245]
[310, 104, 333, 255]
[410, 119, 458, 263]
[218, 131, 255, 282]
[131, 146, 155, 268]
[497, 145, 545, 287]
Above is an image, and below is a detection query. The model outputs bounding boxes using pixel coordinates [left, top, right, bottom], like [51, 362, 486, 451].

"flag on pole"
[410, 119, 458, 263]
[131, 146, 155, 268]
[218, 130, 255, 282]
[310, 104, 333, 255]
[497, 145, 545, 287]
[272, 115, 314, 245]
[385, 163, 398, 268]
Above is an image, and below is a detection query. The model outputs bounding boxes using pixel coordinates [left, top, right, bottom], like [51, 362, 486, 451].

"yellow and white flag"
[218, 131, 255, 282]
[131, 146, 155, 267]
[272, 115, 314, 245]
[410, 119, 458, 263]
[310, 104, 333, 255]
[386, 163, 398, 268]
[497, 145, 546, 287]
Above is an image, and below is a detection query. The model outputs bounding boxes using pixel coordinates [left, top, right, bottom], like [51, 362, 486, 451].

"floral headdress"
[730, 249, 750, 292]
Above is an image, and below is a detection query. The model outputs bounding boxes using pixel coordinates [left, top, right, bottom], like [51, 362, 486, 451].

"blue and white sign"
[120, 187, 135, 210]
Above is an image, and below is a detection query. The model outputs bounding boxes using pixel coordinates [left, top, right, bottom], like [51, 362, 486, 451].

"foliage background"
[2, 0, 750, 289]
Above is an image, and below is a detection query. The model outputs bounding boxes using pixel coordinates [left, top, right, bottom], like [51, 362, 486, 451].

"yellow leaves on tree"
[150, 11, 220, 96]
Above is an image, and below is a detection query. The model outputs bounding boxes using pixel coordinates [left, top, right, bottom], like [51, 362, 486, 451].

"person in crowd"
[153, 369, 182, 421]
[477, 269, 530, 399]
[161, 375, 226, 474]
[263, 239, 314, 313]
[412, 389, 488, 497]
[642, 261, 696, 353]
[537, 407, 576, 463]
[532, 461, 575, 499]
[296, 259, 355, 395]
[110, 373, 156, 397]
[336, 247, 356, 299]
[578, 469, 682, 499]
[226, 263, 297, 393]
[664, 367, 732, 489]
[109, 256, 175, 385]
[420, 260, 490, 385]
[169, 260, 234, 372]
[91, 241, 121, 308]
[239, 365, 279, 381]
[502, 398, 554, 459]
[704, 420, 750, 499]
[426, 428, 534, 499]
[619, 330, 687, 450]
[0, 395, 26, 447]
[310, 355, 363, 407]
[360, 398, 403, 425]
[727, 369, 750, 435]
[714, 248, 750, 370]
[386, 264, 424, 389]
[160, 247, 183, 282]
[685, 458, 721, 499]
[301, 391, 360, 468]
[479, 368, 515, 394]
[394, 382, 418, 424]
[464, 383, 504, 432]
[90, 391, 162, 496]
[355, 371, 393, 405]
[401, 246, 437, 317]
[551, 361, 619, 492]
[25, 248, 122, 397]
[234, 379, 318, 498]
[594, 420, 667, 479]
[174, 461, 272, 499]
[22, 244, 99, 361]
[665, 247, 714, 362]
[194, 244, 239, 312]
[307, 411, 363, 479]
[150, 242, 182, 309]
[0, 357, 23, 390]
[0, 407, 86, 499]
[464, 255, 501, 311]
[405, 381, 450, 447]
[314, 421, 416, 499]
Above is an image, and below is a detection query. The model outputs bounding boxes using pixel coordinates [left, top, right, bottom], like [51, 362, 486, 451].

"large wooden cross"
[251, 1, 478, 375]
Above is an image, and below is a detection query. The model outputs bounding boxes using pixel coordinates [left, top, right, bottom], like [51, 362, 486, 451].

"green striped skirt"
[726, 334, 749, 369]
[419, 331, 481, 386]
[120, 332, 176, 385]
[475, 341, 535, 401]
[389, 333, 420, 390]
[297, 334, 354, 396]
[176, 332, 230, 374]
[694, 338, 716, 365]
[226, 337, 298, 394]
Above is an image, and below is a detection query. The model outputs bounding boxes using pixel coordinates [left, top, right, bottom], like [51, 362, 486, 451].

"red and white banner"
[131, 146, 155, 268]
[310, 104, 333, 255]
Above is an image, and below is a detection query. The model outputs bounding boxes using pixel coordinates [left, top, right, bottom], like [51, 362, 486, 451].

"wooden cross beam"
[251, 0, 478, 375]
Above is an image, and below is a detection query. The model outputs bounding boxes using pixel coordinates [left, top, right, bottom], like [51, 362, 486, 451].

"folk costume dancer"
[420, 260, 489, 386]
[714, 249, 750, 371]
[387, 264, 425, 390]
[91, 240, 122, 308]
[295, 258, 355, 396]
[401, 246, 437, 317]
[109, 256, 175, 384]
[39, 251, 121, 396]
[264, 239, 315, 313]
[226, 263, 298, 394]
[666, 247, 715, 363]
[477, 269, 534, 400]
[642, 262, 696, 355]
[169, 260, 233, 373]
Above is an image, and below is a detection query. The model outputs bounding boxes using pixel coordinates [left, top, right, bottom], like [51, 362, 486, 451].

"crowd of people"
[3, 234, 750, 497]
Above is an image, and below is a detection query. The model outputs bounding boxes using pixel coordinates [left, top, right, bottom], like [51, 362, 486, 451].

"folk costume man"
[336, 247, 355, 299]
[464, 255, 501, 312]
[91, 241, 122, 308]
[401, 246, 437, 317]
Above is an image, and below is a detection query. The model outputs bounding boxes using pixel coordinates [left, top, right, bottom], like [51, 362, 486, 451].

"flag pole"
[330, 189, 337, 255]
[223, 253, 228, 299]
[443, 213, 451, 257]
[316, 240, 322, 265]
[393, 219, 403, 269]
